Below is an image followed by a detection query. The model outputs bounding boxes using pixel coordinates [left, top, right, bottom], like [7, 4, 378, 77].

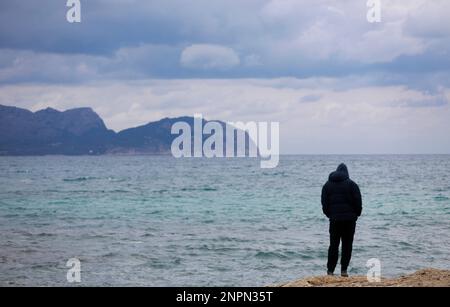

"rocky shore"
[275, 268, 450, 287]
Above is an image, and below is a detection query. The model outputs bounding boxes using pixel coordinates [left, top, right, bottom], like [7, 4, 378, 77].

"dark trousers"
[327, 220, 356, 272]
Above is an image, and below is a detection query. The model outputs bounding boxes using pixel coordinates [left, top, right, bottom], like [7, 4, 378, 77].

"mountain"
[112, 117, 194, 154]
[0, 105, 252, 156]
[0, 105, 115, 155]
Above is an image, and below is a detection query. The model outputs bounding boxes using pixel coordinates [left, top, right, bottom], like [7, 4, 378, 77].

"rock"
[273, 268, 450, 287]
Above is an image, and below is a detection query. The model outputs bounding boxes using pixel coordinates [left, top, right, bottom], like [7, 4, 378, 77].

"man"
[321, 163, 362, 277]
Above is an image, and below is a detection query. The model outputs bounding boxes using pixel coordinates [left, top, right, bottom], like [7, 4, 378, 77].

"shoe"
[341, 270, 348, 277]
[327, 271, 334, 276]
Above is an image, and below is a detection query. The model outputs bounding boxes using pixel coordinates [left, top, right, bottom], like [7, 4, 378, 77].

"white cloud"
[267, 1, 427, 64]
[0, 49, 103, 83]
[342, 21, 425, 63]
[403, 0, 450, 38]
[180, 44, 240, 70]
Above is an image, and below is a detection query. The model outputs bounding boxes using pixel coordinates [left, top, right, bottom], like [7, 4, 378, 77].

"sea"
[0, 155, 449, 286]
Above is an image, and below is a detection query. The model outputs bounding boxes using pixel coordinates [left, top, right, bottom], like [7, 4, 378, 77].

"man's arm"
[321, 183, 330, 218]
[351, 182, 362, 217]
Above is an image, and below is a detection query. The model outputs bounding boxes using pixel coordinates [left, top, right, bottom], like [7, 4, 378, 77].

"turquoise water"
[0, 155, 449, 286]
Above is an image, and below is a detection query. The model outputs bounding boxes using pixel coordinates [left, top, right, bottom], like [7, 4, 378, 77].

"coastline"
[273, 268, 450, 287]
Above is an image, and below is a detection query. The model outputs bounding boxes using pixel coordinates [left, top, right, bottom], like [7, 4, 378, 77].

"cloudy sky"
[0, 0, 449, 153]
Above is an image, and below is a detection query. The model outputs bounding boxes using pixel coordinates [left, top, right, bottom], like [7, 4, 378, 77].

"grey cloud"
[403, 0, 450, 39]
[300, 94, 322, 103]
[388, 93, 448, 108]
[0, 49, 104, 84]
[0, 0, 449, 85]
[180, 44, 240, 70]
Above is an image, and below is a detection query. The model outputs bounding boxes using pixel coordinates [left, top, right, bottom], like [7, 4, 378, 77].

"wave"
[180, 187, 218, 192]
[262, 171, 288, 177]
[63, 176, 97, 182]
[434, 195, 449, 202]
[154, 189, 168, 194]
[211, 236, 251, 243]
[109, 189, 130, 193]
[101, 252, 119, 258]
[201, 219, 215, 224]
[255, 250, 317, 260]
[36, 232, 55, 237]
[197, 245, 241, 253]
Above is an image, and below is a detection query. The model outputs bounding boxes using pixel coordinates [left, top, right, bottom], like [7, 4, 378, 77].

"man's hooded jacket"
[321, 163, 362, 221]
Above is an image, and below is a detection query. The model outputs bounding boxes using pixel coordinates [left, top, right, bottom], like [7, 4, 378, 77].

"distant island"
[0, 104, 250, 156]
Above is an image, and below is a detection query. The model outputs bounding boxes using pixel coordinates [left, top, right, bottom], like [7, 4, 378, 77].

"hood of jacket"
[329, 163, 349, 182]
